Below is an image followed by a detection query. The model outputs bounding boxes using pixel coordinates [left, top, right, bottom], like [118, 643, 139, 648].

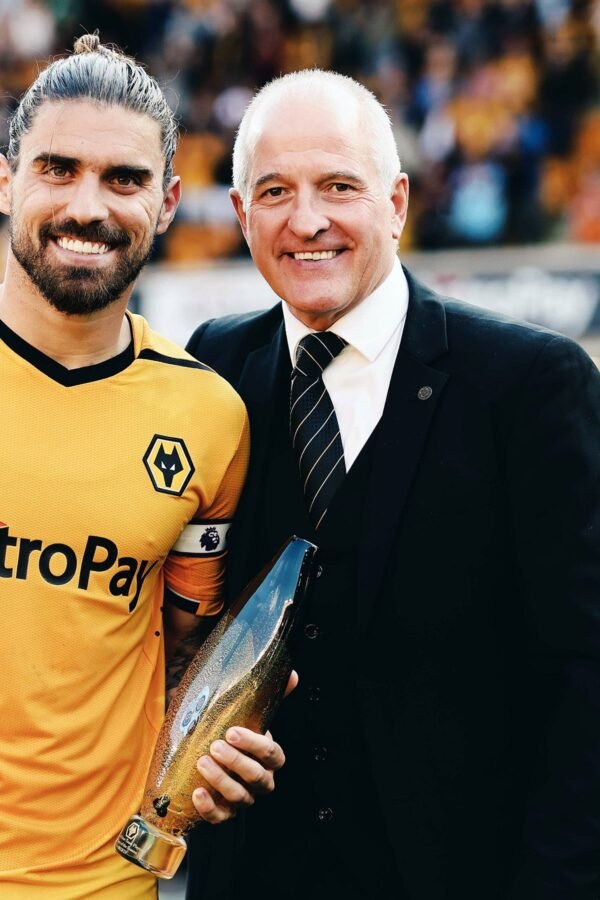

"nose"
[287, 192, 330, 240]
[64, 173, 109, 224]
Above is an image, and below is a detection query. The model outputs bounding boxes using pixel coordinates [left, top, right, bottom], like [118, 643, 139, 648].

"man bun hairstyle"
[73, 33, 110, 55]
[7, 33, 178, 188]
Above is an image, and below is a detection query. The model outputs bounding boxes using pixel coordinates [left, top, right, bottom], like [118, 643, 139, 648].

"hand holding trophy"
[116, 536, 317, 878]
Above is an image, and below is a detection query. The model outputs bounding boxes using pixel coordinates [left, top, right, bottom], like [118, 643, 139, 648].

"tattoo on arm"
[165, 618, 216, 697]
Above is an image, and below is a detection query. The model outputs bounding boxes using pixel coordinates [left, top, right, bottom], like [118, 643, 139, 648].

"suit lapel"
[238, 320, 288, 454]
[227, 320, 290, 589]
[357, 272, 450, 631]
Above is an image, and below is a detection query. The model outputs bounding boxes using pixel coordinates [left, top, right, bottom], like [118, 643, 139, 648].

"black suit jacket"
[185, 270, 600, 899]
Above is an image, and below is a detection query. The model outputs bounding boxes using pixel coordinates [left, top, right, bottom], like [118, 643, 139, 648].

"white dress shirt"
[283, 258, 409, 470]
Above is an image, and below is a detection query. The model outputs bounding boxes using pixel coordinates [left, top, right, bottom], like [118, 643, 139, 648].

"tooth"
[293, 251, 339, 260]
[57, 237, 110, 254]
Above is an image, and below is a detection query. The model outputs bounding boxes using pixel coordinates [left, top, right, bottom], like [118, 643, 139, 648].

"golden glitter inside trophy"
[116, 536, 317, 878]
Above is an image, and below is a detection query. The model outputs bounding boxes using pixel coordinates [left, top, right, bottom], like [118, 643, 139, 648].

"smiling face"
[231, 95, 408, 330]
[0, 99, 179, 316]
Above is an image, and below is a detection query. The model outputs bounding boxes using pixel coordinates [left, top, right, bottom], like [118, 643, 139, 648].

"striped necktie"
[290, 331, 348, 530]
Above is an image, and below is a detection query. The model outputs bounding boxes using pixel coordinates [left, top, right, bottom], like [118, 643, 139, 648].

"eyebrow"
[320, 170, 365, 185]
[32, 153, 78, 169]
[253, 170, 366, 189]
[104, 164, 154, 182]
[32, 153, 154, 182]
[254, 172, 282, 189]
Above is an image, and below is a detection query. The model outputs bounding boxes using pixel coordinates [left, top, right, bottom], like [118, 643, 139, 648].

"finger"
[208, 739, 277, 797]
[224, 727, 286, 772]
[196, 753, 258, 807]
[191, 783, 239, 825]
[284, 669, 299, 697]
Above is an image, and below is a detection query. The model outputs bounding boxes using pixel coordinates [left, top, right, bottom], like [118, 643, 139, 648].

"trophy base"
[115, 814, 187, 879]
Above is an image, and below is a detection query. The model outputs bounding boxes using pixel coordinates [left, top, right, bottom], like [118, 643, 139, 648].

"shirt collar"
[283, 257, 408, 365]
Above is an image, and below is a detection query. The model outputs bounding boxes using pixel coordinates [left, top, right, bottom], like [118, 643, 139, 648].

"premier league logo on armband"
[143, 435, 195, 496]
[199, 527, 220, 552]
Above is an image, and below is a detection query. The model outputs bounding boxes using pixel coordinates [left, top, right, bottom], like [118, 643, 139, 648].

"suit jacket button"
[313, 746, 328, 761]
[304, 623, 319, 639]
[308, 686, 321, 701]
[317, 807, 333, 822]
[418, 385, 433, 400]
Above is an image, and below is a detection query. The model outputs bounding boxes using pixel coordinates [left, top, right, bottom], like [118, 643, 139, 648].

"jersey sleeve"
[163, 410, 250, 617]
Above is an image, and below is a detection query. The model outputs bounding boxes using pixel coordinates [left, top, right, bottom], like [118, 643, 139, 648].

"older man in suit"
[185, 70, 600, 900]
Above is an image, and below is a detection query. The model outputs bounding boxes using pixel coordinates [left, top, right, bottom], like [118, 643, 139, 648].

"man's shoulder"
[405, 269, 596, 390]
[187, 304, 283, 374]
[413, 272, 576, 351]
[408, 268, 565, 348]
[191, 304, 281, 340]
[129, 311, 247, 420]
[442, 295, 588, 367]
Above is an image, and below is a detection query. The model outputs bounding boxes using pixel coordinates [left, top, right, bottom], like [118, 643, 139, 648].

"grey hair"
[7, 33, 178, 189]
[232, 69, 401, 206]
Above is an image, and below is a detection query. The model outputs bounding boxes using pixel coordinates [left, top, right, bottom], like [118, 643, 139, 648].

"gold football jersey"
[0, 312, 249, 898]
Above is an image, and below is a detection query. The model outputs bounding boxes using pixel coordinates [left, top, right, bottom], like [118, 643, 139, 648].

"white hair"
[232, 69, 401, 206]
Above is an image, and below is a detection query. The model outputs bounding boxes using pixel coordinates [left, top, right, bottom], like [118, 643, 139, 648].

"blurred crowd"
[0, 0, 598, 263]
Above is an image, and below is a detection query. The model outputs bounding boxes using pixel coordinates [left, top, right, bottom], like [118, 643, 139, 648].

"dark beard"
[10, 218, 155, 316]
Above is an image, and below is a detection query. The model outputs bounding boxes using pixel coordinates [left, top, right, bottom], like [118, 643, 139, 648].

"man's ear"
[390, 173, 409, 242]
[156, 176, 181, 235]
[230, 189, 249, 242]
[0, 155, 13, 217]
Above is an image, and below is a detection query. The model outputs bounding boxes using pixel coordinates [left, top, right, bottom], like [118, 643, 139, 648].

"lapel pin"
[417, 386, 433, 400]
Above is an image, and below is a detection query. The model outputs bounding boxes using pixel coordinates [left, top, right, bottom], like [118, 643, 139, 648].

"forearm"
[164, 607, 220, 697]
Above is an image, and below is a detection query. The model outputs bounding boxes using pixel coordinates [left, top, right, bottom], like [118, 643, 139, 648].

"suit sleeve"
[506, 338, 600, 899]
